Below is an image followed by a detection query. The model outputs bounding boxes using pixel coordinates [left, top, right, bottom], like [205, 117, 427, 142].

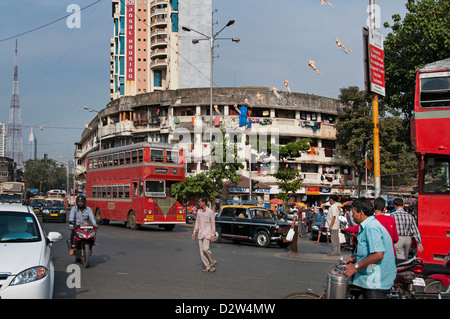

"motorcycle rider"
[68, 195, 97, 255]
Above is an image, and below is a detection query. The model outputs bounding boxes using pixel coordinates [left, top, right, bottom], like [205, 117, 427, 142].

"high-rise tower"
[6, 40, 24, 169]
[110, 0, 211, 100]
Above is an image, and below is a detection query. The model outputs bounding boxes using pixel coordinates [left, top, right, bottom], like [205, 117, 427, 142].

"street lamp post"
[182, 12, 239, 165]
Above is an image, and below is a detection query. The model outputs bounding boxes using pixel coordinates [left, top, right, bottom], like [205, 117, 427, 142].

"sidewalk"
[276, 237, 352, 263]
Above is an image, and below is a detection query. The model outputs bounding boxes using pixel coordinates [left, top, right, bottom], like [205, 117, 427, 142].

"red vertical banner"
[127, 0, 135, 81]
[368, 28, 385, 96]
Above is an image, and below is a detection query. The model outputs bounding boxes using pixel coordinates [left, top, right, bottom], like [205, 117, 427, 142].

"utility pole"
[370, 0, 381, 197]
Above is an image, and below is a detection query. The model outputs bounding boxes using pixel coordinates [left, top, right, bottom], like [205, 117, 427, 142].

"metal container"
[326, 266, 351, 299]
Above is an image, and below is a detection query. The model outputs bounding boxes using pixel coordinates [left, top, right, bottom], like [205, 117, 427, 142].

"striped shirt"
[391, 208, 422, 244]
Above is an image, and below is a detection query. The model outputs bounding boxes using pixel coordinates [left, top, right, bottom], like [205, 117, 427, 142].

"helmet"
[76, 195, 87, 210]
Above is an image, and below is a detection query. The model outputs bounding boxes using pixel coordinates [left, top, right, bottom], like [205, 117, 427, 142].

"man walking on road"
[391, 198, 423, 259]
[327, 195, 341, 256]
[192, 197, 217, 272]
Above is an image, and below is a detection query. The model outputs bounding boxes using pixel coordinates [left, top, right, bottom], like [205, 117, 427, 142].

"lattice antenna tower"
[6, 40, 24, 169]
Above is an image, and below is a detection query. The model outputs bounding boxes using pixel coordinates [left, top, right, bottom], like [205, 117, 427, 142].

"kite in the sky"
[284, 78, 291, 94]
[336, 38, 352, 54]
[320, 0, 333, 7]
[308, 60, 322, 74]
[272, 86, 281, 99]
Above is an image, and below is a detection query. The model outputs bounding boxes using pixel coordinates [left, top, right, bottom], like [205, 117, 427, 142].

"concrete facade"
[76, 87, 359, 203]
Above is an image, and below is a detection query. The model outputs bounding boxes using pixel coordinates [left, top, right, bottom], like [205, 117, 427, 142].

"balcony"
[150, 57, 168, 69]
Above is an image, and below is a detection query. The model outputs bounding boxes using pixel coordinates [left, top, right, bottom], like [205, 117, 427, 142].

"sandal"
[208, 267, 216, 273]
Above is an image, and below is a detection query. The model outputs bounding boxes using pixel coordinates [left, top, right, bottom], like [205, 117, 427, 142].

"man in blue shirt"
[343, 198, 396, 299]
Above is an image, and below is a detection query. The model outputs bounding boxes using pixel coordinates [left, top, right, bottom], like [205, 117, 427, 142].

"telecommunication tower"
[5, 40, 24, 169]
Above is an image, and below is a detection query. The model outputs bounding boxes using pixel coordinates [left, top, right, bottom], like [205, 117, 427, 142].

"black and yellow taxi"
[41, 199, 67, 223]
[30, 197, 46, 217]
[215, 204, 291, 248]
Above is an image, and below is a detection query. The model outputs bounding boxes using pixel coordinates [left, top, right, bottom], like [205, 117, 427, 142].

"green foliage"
[271, 139, 311, 202]
[383, 0, 450, 117]
[23, 159, 68, 193]
[172, 131, 244, 203]
[337, 86, 417, 190]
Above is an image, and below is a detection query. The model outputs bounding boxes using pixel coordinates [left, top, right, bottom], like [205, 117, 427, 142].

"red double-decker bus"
[86, 142, 186, 230]
[411, 57, 450, 265]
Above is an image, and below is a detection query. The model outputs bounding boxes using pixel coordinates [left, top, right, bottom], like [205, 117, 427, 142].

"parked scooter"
[424, 252, 450, 297]
[72, 223, 97, 268]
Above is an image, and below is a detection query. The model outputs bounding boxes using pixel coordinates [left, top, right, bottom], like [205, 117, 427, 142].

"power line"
[0, 0, 104, 43]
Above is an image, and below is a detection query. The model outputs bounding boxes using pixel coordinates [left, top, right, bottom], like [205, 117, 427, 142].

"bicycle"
[283, 257, 436, 299]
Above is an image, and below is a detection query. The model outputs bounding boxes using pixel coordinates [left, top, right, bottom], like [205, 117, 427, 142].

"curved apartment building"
[76, 87, 357, 205]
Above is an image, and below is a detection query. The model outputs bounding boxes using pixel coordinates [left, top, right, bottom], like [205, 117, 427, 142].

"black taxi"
[215, 204, 291, 248]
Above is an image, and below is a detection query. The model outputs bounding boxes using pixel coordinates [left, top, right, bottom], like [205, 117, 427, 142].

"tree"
[172, 131, 244, 207]
[271, 139, 311, 206]
[336, 86, 417, 194]
[383, 0, 450, 118]
[23, 159, 68, 194]
[336, 86, 374, 195]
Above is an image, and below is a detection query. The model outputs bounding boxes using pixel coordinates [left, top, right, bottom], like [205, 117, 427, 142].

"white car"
[0, 205, 61, 299]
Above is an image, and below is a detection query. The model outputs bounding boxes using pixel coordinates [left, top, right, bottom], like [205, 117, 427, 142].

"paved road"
[42, 219, 349, 299]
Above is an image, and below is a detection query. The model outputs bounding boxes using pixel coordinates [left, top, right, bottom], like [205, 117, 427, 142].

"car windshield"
[0, 211, 41, 243]
[45, 200, 64, 207]
[0, 194, 22, 204]
[31, 199, 45, 206]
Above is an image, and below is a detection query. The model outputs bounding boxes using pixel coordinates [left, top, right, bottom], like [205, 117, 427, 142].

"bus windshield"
[145, 180, 166, 197]
[423, 156, 450, 193]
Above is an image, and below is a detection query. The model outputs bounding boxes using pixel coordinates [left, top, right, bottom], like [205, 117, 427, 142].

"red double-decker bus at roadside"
[411, 57, 450, 265]
[86, 142, 186, 230]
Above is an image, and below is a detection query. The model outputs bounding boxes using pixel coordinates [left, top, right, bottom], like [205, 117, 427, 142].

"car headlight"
[60, 210, 66, 214]
[10, 266, 48, 286]
[42, 209, 49, 214]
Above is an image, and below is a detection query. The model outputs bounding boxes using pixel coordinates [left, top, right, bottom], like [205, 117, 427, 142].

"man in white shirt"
[326, 195, 341, 256]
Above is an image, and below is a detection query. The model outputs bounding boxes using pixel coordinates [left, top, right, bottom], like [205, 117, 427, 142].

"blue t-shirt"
[353, 216, 396, 290]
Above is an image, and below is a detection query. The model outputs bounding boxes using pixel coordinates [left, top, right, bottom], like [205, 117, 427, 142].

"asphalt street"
[42, 220, 350, 299]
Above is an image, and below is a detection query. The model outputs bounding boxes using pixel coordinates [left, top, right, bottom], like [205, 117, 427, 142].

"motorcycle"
[424, 252, 450, 298]
[71, 223, 97, 268]
[389, 257, 426, 298]
[285, 256, 427, 299]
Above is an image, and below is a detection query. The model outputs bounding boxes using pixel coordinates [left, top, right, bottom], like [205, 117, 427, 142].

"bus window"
[133, 181, 138, 198]
[119, 152, 124, 165]
[423, 157, 450, 193]
[97, 156, 103, 168]
[108, 155, 113, 166]
[151, 149, 164, 162]
[93, 157, 97, 169]
[118, 185, 124, 198]
[125, 151, 131, 164]
[131, 150, 138, 163]
[102, 185, 107, 198]
[124, 185, 130, 198]
[139, 179, 144, 197]
[166, 149, 179, 164]
[138, 149, 143, 162]
[420, 75, 450, 108]
[145, 180, 165, 197]
[107, 185, 112, 198]
[113, 153, 119, 166]
[113, 185, 118, 198]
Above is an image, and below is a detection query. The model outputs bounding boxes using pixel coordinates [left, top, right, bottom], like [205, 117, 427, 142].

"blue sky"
[0, 0, 408, 163]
